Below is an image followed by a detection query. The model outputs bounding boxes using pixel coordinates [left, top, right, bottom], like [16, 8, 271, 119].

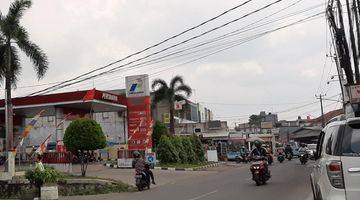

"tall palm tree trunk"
[169, 102, 175, 135]
[5, 44, 13, 152]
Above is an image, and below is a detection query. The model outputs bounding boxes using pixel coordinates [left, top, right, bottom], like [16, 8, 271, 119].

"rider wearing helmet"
[250, 140, 267, 159]
[298, 143, 309, 156]
[284, 144, 293, 156]
[132, 151, 145, 174]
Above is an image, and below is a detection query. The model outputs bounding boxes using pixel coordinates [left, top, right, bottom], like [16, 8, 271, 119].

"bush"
[191, 134, 205, 162]
[152, 121, 168, 149]
[156, 135, 180, 164]
[171, 136, 187, 163]
[64, 118, 106, 176]
[182, 137, 196, 163]
[25, 166, 63, 189]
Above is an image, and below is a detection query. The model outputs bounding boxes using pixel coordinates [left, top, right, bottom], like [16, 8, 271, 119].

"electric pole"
[316, 94, 326, 127]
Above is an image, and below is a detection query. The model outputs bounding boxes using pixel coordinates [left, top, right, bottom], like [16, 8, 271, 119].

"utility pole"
[315, 94, 326, 127]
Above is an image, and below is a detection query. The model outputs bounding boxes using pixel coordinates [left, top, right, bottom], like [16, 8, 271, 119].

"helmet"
[300, 143, 306, 147]
[254, 140, 262, 148]
[133, 151, 140, 158]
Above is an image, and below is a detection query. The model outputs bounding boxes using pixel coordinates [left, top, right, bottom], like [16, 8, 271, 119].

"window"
[325, 125, 341, 155]
[342, 124, 360, 156]
[316, 131, 325, 159]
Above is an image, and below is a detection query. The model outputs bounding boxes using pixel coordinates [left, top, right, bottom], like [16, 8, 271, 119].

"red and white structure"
[0, 74, 152, 151]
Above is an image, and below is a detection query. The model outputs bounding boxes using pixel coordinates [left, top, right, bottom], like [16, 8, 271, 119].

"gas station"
[0, 74, 153, 179]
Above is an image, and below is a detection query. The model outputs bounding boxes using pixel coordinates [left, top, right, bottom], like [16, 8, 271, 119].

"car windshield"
[342, 124, 360, 157]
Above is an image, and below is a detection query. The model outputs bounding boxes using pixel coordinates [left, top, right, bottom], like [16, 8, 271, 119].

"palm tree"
[151, 76, 192, 134]
[0, 0, 48, 151]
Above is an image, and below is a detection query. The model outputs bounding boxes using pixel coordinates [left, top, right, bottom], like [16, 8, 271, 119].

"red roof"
[308, 109, 344, 125]
[0, 89, 127, 108]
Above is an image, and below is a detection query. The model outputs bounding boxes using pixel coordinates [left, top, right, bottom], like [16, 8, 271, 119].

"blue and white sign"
[145, 152, 156, 164]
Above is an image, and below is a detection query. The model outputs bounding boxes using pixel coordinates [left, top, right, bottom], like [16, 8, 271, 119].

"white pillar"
[55, 108, 64, 142]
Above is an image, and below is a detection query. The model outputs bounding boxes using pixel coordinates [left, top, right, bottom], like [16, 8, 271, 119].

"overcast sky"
[0, 0, 341, 126]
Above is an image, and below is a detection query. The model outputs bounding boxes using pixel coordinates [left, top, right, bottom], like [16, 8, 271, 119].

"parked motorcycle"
[277, 154, 285, 163]
[250, 156, 271, 186]
[285, 153, 292, 161]
[135, 172, 150, 191]
[299, 153, 308, 165]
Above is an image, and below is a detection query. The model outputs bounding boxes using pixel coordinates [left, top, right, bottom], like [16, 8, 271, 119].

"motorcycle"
[277, 154, 285, 163]
[250, 156, 271, 186]
[299, 153, 308, 165]
[135, 172, 150, 191]
[266, 153, 273, 165]
[285, 152, 292, 161]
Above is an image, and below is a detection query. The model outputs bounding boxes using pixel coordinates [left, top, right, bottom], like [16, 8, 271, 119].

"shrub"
[64, 118, 106, 176]
[171, 136, 188, 163]
[191, 134, 205, 162]
[156, 135, 180, 164]
[182, 137, 196, 163]
[152, 121, 168, 149]
[25, 166, 63, 196]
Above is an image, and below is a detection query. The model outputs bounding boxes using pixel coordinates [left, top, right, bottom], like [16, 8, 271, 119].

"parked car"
[226, 151, 240, 161]
[310, 118, 360, 200]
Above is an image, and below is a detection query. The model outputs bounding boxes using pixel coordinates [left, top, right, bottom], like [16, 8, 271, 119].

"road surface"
[61, 159, 314, 200]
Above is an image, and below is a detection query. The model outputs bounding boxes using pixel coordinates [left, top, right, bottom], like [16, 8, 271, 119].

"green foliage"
[249, 114, 262, 126]
[64, 118, 106, 152]
[151, 76, 192, 134]
[152, 121, 168, 148]
[25, 166, 63, 186]
[64, 118, 106, 176]
[191, 134, 205, 162]
[171, 136, 188, 163]
[182, 137, 196, 163]
[156, 135, 180, 164]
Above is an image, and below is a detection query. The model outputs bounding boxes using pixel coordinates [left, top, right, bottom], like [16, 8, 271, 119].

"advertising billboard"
[125, 74, 152, 151]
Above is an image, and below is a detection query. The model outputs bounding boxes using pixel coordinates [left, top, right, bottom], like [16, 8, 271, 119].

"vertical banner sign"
[126, 75, 152, 150]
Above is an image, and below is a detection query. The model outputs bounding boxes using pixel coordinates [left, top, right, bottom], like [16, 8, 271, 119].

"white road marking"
[187, 190, 218, 200]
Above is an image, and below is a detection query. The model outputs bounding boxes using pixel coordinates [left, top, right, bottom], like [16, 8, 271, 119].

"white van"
[310, 118, 360, 200]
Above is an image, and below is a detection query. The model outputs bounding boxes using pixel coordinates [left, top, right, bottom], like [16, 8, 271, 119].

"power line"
[28, 0, 285, 96]
[30, 12, 324, 96]
[13, 2, 322, 95]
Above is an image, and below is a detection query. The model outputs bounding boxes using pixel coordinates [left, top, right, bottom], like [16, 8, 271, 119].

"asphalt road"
[62, 159, 314, 200]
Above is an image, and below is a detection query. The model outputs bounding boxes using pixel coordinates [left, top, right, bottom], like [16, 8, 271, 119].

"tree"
[0, 0, 48, 151]
[171, 136, 187, 163]
[151, 76, 192, 134]
[249, 114, 262, 127]
[152, 121, 168, 149]
[182, 137, 195, 163]
[191, 134, 205, 163]
[63, 118, 106, 176]
[156, 135, 180, 164]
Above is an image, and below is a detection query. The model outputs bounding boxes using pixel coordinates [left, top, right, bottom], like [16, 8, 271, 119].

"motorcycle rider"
[132, 151, 155, 185]
[298, 143, 309, 158]
[284, 144, 293, 157]
[250, 140, 270, 176]
[250, 140, 268, 160]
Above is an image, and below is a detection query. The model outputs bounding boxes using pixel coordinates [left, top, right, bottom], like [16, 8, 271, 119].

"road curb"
[103, 163, 132, 169]
[153, 162, 225, 171]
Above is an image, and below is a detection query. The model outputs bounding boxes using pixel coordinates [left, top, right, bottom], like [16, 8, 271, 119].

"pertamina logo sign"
[129, 81, 143, 94]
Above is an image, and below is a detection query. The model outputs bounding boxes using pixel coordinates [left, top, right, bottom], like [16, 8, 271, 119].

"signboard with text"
[126, 74, 152, 151]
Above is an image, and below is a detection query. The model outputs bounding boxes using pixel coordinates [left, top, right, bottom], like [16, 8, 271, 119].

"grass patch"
[156, 162, 214, 169]
[59, 182, 136, 196]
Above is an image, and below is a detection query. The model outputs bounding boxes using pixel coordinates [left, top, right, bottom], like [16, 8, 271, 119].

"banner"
[17, 110, 45, 148]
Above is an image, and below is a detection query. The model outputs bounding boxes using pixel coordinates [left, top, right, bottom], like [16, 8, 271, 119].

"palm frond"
[170, 75, 184, 89]
[152, 86, 168, 105]
[14, 25, 48, 79]
[175, 84, 192, 97]
[174, 94, 187, 101]
[5, 0, 32, 25]
[151, 78, 168, 90]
